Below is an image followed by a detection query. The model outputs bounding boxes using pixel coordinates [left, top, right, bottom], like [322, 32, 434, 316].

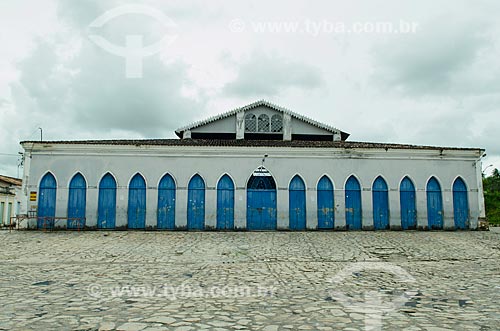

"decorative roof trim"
[175, 100, 349, 138]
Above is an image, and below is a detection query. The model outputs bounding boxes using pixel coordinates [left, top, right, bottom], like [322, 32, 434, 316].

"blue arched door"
[345, 176, 362, 230]
[317, 176, 334, 229]
[217, 175, 235, 230]
[372, 176, 389, 230]
[453, 177, 469, 230]
[128, 174, 146, 229]
[158, 174, 175, 230]
[427, 177, 443, 230]
[98, 173, 116, 229]
[38, 173, 57, 229]
[187, 175, 205, 230]
[68, 173, 86, 229]
[400, 177, 416, 230]
[247, 174, 277, 230]
[289, 175, 306, 230]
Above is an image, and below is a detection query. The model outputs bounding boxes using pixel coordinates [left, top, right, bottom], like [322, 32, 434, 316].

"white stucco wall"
[191, 115, 236, 133]
[0, 187, 22, 226]
[20, 143, 484, 230]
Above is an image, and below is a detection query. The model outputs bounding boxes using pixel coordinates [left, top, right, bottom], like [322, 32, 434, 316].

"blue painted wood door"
[247, 175, 277, 230]
[289, 175, 306, 230]
[217, 175, 234, 230]
[345, 176, 362, 230]
[68, 173, 86, 229]
[400, 177, 416, 230]
[317, 176, 334, 229]
[98, 173, 116, 229]
[157, 174, 175, 230]
[187, 175, 205, 230]
[427, 177, 443, 230]
[38, 173, 57, 229]
[372, 176, 389, 230]
[453, 178, 469, 230]
[128, 174, 146, 229]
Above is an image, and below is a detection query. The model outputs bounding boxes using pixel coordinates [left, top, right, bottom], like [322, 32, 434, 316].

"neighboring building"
[20, 100, 485, 230]
[0, 175, 22, 227]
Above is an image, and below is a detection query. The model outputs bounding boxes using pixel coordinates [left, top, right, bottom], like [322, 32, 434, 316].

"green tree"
[483, 168, 500, 225]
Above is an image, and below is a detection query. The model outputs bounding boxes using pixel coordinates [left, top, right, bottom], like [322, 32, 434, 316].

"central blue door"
[158, 174, 176, 230]
[317, 176, 334, 229]
[289, 175, 306, 230]
[453, 177, 469, 230]
[98, 173, 116, 229]
[68, 173, 86, 229]
[187, 175, 205, 230]
[345, 176, 362, 230]
[247, 175, 277, 230]
[400, 177, 416, 230]
[217, 175, 235, 230]
[128, 173, 146, 229]
[427, 177, 443, 230]
[38, 172, 57, 229]
[372, 176, 389, 230]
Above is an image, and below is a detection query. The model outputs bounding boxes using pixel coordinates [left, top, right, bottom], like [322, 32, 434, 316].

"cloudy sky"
[1, 0, 499, 177]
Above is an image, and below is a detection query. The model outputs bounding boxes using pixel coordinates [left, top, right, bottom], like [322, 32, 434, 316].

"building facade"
[20, 101, 485, 230]
[0, 175, 22, 227]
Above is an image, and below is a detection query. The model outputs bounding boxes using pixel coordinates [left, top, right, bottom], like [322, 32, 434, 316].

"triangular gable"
[175, 100, 349, 141]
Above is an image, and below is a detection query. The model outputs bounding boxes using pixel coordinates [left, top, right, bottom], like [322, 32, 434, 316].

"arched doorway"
[453, 177, 469, 230]
[98, 173, 116, 229]
[38, 172, 57, 229]
[247, 168, 277, 230]
[400, 176, 416, 230]
[289, 175, 306, 230]
[128, 173, 146, 229]
[317, 176, 334, 229]
[427, 177, 443, 230]
[345, 176, 362, 230]
[372, 176, 389, 230]
[158, 174, 176, 230]
[68, 173, 86, 229]
[187, 174, 205, 230]
[217, 175, 235, 230]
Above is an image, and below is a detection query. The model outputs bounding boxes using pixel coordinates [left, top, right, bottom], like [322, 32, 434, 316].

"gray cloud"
[371, 15, 496, 96]
[223, 53, 325, 97]
[9, 1, 205, 139]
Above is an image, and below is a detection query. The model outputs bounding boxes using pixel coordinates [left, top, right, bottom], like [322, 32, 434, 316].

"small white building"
[20, 100, 485, 230]
[0, 175, 22, 227]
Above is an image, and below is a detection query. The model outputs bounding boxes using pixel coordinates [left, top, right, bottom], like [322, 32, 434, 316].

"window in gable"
[258, 114, 270, 132]
[245, 113, 257, 132]
[271, 114, 283, 132]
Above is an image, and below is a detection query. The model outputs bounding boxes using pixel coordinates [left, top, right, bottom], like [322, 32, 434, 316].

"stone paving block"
[0, 231, 499, 330]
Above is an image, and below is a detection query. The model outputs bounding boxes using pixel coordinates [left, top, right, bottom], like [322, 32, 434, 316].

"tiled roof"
[20, 139, 483, 151]
[0, 175, 22, 186]
[175, 100, 350, 138]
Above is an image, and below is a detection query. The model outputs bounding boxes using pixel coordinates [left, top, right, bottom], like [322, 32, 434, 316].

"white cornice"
[23, 143, 483, 161]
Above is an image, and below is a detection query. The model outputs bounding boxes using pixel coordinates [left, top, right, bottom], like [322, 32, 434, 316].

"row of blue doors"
[37, 172, 470, 230]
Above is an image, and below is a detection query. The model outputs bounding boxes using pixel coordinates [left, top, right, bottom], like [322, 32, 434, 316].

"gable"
[176, 100, 349, 141]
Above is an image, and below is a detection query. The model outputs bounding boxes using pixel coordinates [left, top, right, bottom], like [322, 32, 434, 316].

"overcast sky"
[1, 0, 500, 177]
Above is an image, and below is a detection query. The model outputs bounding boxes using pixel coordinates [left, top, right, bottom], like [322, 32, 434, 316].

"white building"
[0, 175, 22, 227]
[20, 100, 485, 231]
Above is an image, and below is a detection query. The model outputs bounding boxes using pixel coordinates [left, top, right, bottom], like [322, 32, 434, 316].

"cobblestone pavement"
[0, 230, 499, 331]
